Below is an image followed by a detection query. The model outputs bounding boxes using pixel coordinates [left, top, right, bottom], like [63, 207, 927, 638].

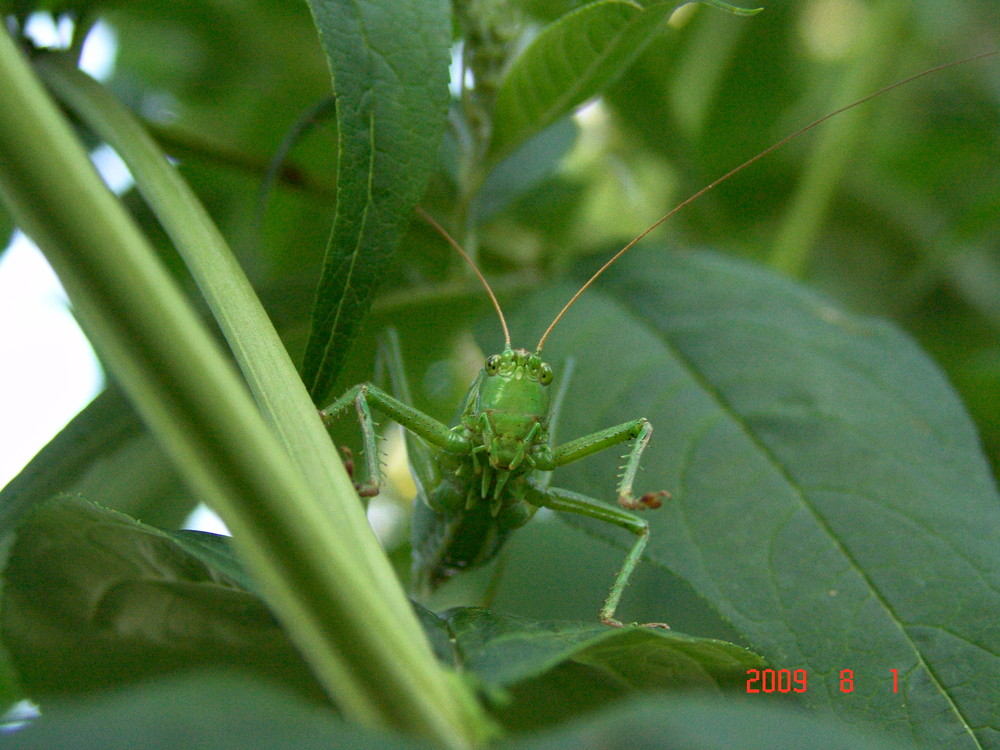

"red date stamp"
[746, 669, 901, 694]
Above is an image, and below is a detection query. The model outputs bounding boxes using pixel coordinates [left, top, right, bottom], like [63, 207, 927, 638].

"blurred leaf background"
[1, 2, 999, 747]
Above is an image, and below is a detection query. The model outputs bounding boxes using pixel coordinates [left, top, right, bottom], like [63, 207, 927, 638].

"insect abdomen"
[410, 497, 511, 593]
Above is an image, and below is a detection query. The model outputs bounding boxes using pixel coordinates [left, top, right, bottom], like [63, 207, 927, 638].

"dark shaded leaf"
[445, 607, 762, 688]
[0, 497, 324, 703]
[300, 0, 452, 402]
[505, 692, 917, 750]
[474, 118, 577, 222]
[410, 601, 458, 667]
[171, 530, 257, 593]
[2, 672, 427, 750]
[0, 204, 11, 255]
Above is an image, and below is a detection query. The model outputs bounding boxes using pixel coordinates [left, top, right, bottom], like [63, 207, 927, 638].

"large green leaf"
[300, 0, 452, 403]
[508, 692, 917, 750]
[0, 496, 324, 703]
[501, 247, 1000, 748]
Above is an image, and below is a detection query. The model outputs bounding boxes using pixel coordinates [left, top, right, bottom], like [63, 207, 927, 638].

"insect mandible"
[320, 52, 995, 628]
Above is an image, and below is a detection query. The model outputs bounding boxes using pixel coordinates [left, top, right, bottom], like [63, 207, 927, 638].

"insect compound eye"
[485, 355, 501, 375]
[539, 363, 553, 386]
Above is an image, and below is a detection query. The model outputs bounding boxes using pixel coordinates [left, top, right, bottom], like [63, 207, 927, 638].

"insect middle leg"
[525, 484, 666, 628]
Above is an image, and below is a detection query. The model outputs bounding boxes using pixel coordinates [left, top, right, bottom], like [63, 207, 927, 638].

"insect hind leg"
[526, 483, 668, 628]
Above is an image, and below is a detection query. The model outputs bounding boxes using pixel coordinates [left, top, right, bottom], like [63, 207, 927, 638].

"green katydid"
[319, 52, 995, 627]
[323, 210, 669, 627]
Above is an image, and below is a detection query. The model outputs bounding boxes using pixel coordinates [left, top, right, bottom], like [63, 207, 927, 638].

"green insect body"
[410, 348, 555, 593]
[321, 341, 666, 627]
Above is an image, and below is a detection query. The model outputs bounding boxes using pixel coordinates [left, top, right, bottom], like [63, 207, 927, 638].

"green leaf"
[301, 0, 452, 403]
[171, 530, 259, 593]
[0, 496, 324, 703]
[1, 672, 428, 750]
[428, 607, 763, 731]
[487, 0, 764, 166]
[489, 1, 664, 164]
[444, 607, 762, 687]
[507, 693, 917, 750]
[506, 247, 1000, 748]
[487, 0, 761, 165]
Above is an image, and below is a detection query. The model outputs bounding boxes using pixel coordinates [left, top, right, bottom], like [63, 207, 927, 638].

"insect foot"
[337, 445, 379, 498]
[355, 483, 380, 498]
[601, 617, 671, 630]
[618, 490, 670, 510]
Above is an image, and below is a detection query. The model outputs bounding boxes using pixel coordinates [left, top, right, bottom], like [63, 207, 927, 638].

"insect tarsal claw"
[602, 617, 670, 630]
[640, 491, 669, 509]
[356, 483, 380, 498]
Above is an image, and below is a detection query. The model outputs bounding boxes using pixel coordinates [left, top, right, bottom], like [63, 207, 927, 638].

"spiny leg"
[526, 484, 668, 628]
[319, 383, 467, 497]
[549, 418, 669, 510]
[320, 385, 381, 496]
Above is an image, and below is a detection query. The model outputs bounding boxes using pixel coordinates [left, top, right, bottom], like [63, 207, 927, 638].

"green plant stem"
[767, 0, 910, 277]
[0, 33, 485, 748]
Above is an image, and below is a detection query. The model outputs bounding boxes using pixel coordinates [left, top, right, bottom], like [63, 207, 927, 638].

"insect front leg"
[525, 484, 666, 628]
[548, 419, 669, 510]
[320, 384, 468, 497]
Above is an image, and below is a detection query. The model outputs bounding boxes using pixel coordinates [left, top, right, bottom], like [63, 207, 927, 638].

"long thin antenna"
[535, 49, 998, 352]
[416, 206, 511, 348]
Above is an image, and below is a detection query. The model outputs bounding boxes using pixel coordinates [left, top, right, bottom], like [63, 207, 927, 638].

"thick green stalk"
[0, 33, 485, 748]
[768, 0, 910, 277]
